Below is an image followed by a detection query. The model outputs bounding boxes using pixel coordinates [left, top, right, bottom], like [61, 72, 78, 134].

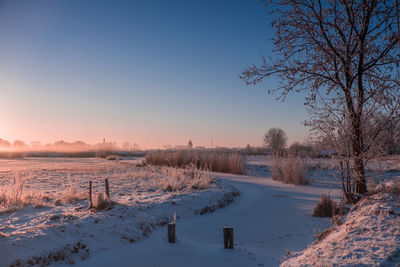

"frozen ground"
[0, 158, 234, 267]
[0, 156, 399, 266]
[246, 156, 400, 266]
[69, 173, 339, 267]
[281, 188, 400, 266]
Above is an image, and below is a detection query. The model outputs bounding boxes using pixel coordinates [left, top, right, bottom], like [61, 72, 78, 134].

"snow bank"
[281, 191, 400, 266]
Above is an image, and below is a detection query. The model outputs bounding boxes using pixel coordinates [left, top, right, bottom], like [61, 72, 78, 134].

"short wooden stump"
[223, 227, 233, 249]
[168, 223, 176, 243]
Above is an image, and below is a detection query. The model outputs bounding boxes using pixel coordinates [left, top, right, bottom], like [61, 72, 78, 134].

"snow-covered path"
[71, 174, 340, 267]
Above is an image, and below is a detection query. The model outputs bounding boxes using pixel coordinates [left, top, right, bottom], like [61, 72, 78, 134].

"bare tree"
[13, 140, 28, 150]
[241, 0, 400, 198]
[0, 138, 11, 149]
[264, 128, 287, 155]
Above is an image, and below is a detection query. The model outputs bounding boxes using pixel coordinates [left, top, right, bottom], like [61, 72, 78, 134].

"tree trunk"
[353, 153, 367, 194]
[345, 82, 367, 195]
[351, 123, 367, 194]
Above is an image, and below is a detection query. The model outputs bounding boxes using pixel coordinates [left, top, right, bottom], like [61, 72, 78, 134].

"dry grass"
[142, 164, 213, 192]
[313, 194, 336, 217]
[56, 178, 86, 205]
[0, 172, 85, 212]
[0, 172, 47, 212]
[145, 151, 246, 175]
[0, 163, 213, 213]
[270, 155, 310, 185]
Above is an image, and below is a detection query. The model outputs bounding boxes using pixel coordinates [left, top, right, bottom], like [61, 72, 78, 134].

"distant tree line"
[254, 126, 400, 157]
[0, 138, 141, 152]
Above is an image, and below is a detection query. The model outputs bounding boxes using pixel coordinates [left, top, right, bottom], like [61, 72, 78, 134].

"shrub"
[145, 151, 245, 175]
[269, 155, 310, 185]
[313, 194, 336, 217]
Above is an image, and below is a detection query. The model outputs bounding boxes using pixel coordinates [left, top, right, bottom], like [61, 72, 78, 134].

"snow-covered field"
[0, 156, 399, 266]
[0, 158, 237, 267]
[0, 157, 213, 212]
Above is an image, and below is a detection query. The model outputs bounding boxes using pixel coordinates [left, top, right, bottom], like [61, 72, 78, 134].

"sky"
[0, 0, 309, 149]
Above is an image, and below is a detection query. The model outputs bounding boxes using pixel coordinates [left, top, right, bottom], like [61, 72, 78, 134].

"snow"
[62, 174, 338, 267]
[0, 156, 399, 266]
[1, 183, 238, 267]
[0, 158, 231, 266]
[281, 190, 400, 266]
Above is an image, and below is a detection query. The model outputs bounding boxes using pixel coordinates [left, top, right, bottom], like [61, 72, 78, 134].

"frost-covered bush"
[145, 151, 245, 175]
[149, 165, 212, 192]
[270, 155, 310, 185]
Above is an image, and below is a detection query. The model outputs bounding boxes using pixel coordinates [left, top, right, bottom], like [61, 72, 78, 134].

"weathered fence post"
[223, 227, 233, 249]
[88, 181, 93, 209]
[105, 178, 110, 199]
[168, 223, 176, 243]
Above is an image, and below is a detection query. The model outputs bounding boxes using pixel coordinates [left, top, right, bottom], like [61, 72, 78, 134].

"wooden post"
[88, 181, 93, 209]
[223, 227, 233, 249]
[105, 179, 110, 199]
[168, 223, 176, 243]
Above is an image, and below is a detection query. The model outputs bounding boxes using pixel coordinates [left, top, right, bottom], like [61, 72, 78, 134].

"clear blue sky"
[0, 0, 308, 149]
